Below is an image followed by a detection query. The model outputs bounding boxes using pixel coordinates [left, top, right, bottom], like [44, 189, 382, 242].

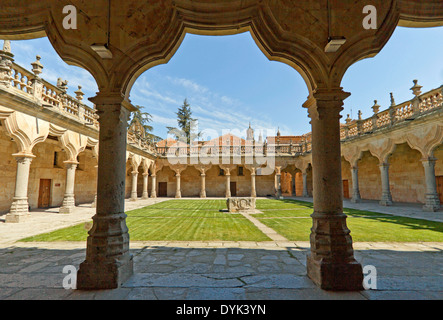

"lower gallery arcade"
[1, 101, 442, 217]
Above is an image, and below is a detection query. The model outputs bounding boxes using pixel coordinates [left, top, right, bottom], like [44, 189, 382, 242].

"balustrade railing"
[340, 82, 443, 141]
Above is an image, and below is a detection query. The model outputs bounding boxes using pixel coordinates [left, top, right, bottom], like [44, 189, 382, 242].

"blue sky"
[7, 25, 443, 140]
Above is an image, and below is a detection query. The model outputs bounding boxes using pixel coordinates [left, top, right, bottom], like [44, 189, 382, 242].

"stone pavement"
[0, 198, 442, 300]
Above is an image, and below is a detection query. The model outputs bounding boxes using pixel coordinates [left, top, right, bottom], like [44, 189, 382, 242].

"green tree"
[129, 105, 162, 143]
[167, 99, 201, 145]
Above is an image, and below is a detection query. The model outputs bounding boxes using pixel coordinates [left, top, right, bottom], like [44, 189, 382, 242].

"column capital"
[89, 92, 136, 112]
[303, 88, 350, 120]
[379, 161, 390, 168]
[12, 153, 35, 160]
[63, 160, 79, 166]
[421, 157, 437, 164]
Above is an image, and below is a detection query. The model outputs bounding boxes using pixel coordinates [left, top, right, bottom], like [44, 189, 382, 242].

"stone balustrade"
[341, 82, 443, 141]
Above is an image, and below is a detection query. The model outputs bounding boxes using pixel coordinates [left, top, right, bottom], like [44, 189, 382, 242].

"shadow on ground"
[0, 244, 442, 300]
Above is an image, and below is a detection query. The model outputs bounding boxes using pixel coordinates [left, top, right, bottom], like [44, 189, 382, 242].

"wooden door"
[158, 182, 167, 197]
[38, 179, 51, 208]
[230, 182, 237, 197]
[342, 180, 350, 199]
[436, 176, 443, 203]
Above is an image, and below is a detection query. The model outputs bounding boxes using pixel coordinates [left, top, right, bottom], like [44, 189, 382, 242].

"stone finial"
[372, 100, 380, 114]
[2, 40, 11, 53]
[74, 85, 84, 101]
[390, 92, 396, 107]
[410, 80, 422, 97]
[358, 110, 362, 120]
[57, 78, 68, 92]
[345, 114, 352, 124]
[31, 55, 43, 77]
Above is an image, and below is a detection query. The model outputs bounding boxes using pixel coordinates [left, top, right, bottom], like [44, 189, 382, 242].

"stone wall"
[388, 143, 425, 203]
[357, 151, 382, 201]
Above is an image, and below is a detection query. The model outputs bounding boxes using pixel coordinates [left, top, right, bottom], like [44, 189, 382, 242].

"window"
[238, 166, 244, 176]
[53, 152, 58, 167]
[219, 168, 225, 176]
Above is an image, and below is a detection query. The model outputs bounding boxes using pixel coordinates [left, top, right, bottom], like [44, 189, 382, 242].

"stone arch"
[0, 107, 53, 156]
[59, 130, 89, 163]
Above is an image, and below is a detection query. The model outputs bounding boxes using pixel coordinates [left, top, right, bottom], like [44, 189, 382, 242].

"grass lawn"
[254, 200, 443, 242]
[19, 198, 443, 242]
[20, 199, 269, 242]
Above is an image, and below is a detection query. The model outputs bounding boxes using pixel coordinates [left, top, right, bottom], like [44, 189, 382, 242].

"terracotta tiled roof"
[203, 133, 248, 146]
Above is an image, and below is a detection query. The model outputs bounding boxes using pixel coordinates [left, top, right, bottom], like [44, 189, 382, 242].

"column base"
[423, 194, 440, 212]
[379, 192, 393, 206]
[5, 213, 28, 223]
[142, 192, 149, 200]
[379, 199, 393, 206]
[200, 193, 206, 199]
[59, 206, 75, 214]
[6, 198, 29, 223]
[59, 195, 75, 214]
[351, 197, 361, 204]
[307, 255, 364, 291]
[91, 195, 97, 208]
[76, 256, 133, 290]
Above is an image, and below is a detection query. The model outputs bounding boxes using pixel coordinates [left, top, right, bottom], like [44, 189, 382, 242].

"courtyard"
[0, 197, 442, 300]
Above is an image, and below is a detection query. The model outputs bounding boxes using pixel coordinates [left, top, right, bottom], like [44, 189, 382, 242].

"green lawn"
[19, 198, 443, 242]
[254, 200, 443, 242]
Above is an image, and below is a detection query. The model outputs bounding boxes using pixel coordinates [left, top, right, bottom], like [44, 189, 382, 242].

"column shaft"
[175, 173, 181, 198]
[151, 174, 157, 198]
[130, 171, 138, 201]
[379, 162, 393, 206]
[142, 173, 149, 199]
[225, 174, 231, 198]
[200, 173, 206, 198]
[275, 173, 282, 199]
[251, 173, 257, 198]
[59, 162, 78, 214]
[6, 155, 33, 223]
[302, 172, 309, 197]
[422, 158, 440, 211]
[351, 166, 361, 203]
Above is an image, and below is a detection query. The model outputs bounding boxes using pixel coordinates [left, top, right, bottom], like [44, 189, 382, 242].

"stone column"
[175, 172, 181, 198]
[350, 165, 361, 203]
[130, 171, 138, 201]
[304, 90, 363, 291]
[142, 173, 149, 199]
[275, 168, 282, 199]
[59, 161, 78, 214]
[200, 173, 206, 198]
[150, 174, 157, 198]
[5, 155, 34, 223]
[251, 170, 257, 198]
[302, 171, 309, 197]
[422, 157, 440, 212]
[91, 165, 98, 208]
[225, 170, 231, 198]
[77, 93, 133, 290]
[379, 162, 393, 206]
